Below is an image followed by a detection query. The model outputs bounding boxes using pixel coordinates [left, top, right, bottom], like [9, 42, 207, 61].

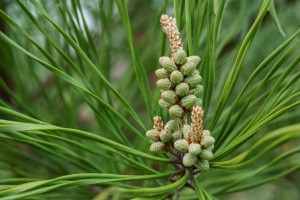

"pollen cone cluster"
[147, 117, 178, 152]
[157, 16, 202, 119]
[156, 51, 202, 118]
[175, 106, 215, 171]
[146, 14, 215, 172]
[146, 106, 214, 171]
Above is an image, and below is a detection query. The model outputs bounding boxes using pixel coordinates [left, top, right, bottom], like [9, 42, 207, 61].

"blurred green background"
[0, 0, 299, 199]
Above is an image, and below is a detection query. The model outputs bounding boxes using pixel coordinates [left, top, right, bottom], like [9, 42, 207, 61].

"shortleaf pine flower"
[146, 14, 216, 172]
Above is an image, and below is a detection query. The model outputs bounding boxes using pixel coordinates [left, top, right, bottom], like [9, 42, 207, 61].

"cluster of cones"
[156, 49, 203, 118]
[146, 14, 215, 172]
[146, 106, 214, 171]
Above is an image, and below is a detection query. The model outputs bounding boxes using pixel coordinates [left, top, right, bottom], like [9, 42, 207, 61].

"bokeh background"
[0, 0, 299, 199]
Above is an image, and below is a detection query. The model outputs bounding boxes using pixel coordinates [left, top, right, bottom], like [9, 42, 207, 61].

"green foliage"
[0, 0, 299, 199]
